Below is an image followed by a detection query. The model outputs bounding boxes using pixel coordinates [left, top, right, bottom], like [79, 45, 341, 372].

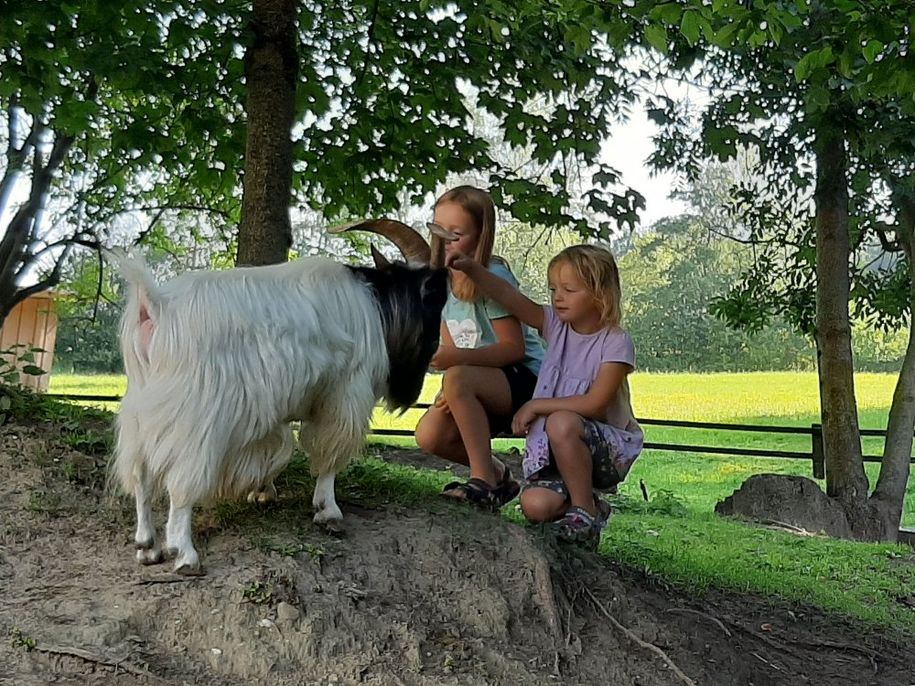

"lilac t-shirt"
[523, 306, 644, 479]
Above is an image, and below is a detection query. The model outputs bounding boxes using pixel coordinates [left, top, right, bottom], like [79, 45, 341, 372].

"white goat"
[112, 246, 447, 574]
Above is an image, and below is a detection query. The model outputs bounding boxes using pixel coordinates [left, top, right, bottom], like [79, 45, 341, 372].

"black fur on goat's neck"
[347, 262, 448, 412]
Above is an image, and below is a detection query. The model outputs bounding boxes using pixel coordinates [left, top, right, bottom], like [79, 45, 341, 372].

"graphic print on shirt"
[447, 318, 481, 349]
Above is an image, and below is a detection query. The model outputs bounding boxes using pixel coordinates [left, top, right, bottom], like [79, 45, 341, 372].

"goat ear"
[421, 267, 449, 307]
[370, 244, 390, 268]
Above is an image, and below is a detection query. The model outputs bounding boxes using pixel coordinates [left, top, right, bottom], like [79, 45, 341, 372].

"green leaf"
[863, 40, 883, 64]
[567, 24, 592, 54]
[645, 25, 669, 54]
[680, 11, 701, 47]
[795, 47, 834, 82]
[21, 365, 44, 376]
[712, 22, 740, 48]
[651, 3, 682, 25]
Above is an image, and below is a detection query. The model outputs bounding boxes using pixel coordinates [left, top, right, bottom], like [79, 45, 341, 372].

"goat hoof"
[174, 562, 205, 576]
[247, 484, 278, 507]
[135, 537, 155, 551]
[136, 547, 165, 565]
[316, 518, 345, 536]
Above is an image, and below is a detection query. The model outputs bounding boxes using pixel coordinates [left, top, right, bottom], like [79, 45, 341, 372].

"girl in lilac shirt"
[447, 244, 643, 547]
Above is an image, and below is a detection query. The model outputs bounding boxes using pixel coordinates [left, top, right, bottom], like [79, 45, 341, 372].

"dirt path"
[1, 423, 912, 685]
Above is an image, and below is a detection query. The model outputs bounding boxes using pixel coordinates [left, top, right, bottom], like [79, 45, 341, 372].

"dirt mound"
[715, 474, 854, 538]
[1, 419, 913, 685]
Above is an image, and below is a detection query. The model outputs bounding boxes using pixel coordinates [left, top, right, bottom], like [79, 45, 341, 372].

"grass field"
[46, 370, 915, 634]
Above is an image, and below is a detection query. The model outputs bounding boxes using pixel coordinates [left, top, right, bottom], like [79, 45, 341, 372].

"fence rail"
[46, 394, 915, 481]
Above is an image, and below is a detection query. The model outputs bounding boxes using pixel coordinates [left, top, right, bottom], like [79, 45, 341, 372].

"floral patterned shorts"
[524, 418, 627, 498]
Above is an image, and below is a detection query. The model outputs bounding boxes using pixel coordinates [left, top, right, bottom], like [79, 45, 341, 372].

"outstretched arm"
[446, 252, 545, 333]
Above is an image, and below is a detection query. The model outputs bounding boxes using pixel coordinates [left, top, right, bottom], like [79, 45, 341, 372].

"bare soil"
[1, 417, 913, 686]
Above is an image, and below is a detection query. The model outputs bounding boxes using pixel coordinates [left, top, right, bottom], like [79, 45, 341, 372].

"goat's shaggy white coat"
[114, 256, 397, 574]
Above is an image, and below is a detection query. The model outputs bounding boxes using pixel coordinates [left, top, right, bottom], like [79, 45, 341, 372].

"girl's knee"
[441, 365, 475, 398]
[520, 488, 564, 523]
[415, 411, 452, 454]
[545, 411, 584, 444]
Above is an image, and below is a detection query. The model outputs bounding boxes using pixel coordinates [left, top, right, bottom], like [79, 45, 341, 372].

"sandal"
[494, 464, 521, 504]
[594, 496, 613, 528]
[554, 505, 608, 550]
[441, 466, 519, 511]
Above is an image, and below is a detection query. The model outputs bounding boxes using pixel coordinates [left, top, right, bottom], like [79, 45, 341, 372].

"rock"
[276, 601, 300, 625]
[715, 474, 852, 538]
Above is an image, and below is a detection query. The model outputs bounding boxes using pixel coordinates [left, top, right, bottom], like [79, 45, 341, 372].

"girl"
[415, 186, 545, 509]
[447, 244, 643, 546]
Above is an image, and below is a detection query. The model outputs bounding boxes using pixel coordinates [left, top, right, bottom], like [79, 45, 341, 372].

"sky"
[603, 104, 688, 229]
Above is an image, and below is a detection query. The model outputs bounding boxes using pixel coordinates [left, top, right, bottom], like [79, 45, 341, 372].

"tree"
[4, 0, 655, 305]
[1, 0, 246, 324]
[235, 0, 652, 261]
[621, 216, 815, 372]
[641, 0, 915, 539]
[236, 0, 298, 266]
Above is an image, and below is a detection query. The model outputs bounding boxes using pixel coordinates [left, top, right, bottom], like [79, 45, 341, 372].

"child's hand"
[433, 390, 450, 414]
[430, 345, 460, 371]
[511, 401, 539, 436]
[445, 251, 475, 272]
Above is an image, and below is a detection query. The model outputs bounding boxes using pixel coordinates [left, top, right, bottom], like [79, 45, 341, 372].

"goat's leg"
[245, 425, 294, 506]
[247, 481, 277, 505]
[134, 465, 164, 565]
[312, 472, 343, 528]
[165, 497, 202, 575]
[304, 380, 373, 531]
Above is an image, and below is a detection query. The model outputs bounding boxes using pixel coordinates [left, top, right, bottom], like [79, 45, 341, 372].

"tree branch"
[0, 113, 42, 221]
[0, 131, 75, 299]
[132, 207, 167, 245]
[355, 0, 380, 92]
[10, 241, 75, 309]
[874, 223, 901, 253]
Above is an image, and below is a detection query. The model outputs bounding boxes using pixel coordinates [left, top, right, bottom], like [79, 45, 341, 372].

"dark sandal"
[441, 472, 518, 511]
[555, 506, 605, 549]
[494, 465, 521, 504]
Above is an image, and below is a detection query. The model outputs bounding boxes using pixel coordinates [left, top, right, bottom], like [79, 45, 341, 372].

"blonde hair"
[548, 244, 622, 328]
[433, 185, 496, 302]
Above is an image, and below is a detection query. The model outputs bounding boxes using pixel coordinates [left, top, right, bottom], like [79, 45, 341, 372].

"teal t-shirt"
[442, 259, 544, 375]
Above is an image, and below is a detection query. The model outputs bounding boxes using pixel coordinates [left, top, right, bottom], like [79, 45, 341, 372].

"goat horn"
[329, 218, 431, 264]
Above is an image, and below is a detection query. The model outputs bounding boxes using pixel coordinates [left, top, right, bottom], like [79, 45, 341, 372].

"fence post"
[811, 423, 825, 479]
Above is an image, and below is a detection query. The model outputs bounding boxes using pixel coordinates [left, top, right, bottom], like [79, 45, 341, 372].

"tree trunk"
[236, 0, 298, 267]
[870, 182, 915, 540]
[0, 132, 74, 328]
[812, 126, 870, 520]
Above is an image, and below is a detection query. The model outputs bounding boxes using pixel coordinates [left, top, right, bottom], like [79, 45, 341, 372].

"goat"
[112, 221, 449, 574]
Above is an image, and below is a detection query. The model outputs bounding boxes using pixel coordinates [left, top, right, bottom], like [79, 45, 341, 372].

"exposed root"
[582, 588, 697, 686]
[666, 607, 732, 636]
[35, 643, 172, 683]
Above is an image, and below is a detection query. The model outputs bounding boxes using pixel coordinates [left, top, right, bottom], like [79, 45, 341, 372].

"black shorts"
[488, 363, 538, 437]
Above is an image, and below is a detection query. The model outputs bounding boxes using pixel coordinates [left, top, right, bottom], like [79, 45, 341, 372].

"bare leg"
[437, 366, 512, 486]
[519, 487, 568, 523]
[415, 404, 510, 484]
[545, 411, 596, 517]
